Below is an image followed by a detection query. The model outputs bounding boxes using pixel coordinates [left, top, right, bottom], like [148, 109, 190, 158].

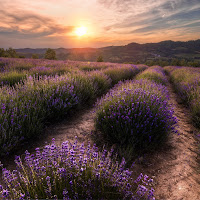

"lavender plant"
[104, 65, 141, 85]
[87, 71, 112, 96]
[0, 139, 155, 200]
[165, 66, 200, 127]
[0, 74, 79, 154]
[0, 71, 27, 86]
[94, 79, 177, 155]
[136, 66, 167, 85]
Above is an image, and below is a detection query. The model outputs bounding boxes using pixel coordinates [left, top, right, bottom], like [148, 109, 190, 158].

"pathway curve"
[131, 80, 200, 200]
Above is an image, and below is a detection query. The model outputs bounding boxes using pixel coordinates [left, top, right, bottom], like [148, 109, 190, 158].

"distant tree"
[6, 47, 18, 58]
[44, 48, 57, 60]
[32, 54, 39, 59]
[97, 55, 103, 62]
[180, 59, 187, 66]
[19, 55, 25, 58]
[0, 48, 5, 57]
[171, 58, 179, 66]
[145, 60, 154, 66]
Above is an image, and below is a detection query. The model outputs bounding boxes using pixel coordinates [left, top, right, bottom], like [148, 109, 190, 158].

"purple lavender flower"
[0, 139, 154, 199]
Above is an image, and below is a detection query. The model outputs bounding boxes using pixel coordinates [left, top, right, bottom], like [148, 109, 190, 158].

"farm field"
[0, 58, 199, 199]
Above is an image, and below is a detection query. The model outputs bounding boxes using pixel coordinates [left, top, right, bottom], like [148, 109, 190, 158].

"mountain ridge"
[15, 39, 200, 63]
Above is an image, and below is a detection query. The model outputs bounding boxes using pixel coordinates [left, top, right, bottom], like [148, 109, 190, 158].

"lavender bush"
[0, 139, 155, 200]
[87, 71, 112, 96]
[104, 65, 142, 85]
[0, 74, 79, 154]
[0, 58, 145, 89]
[136, 66, 167, 85]
[95, 79, 177, 155]
[0, 71, 27, 86]
[165, 66, 200, 127]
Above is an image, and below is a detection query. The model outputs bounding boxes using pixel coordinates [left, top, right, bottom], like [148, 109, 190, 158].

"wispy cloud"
[0, 9, 75, 39]
[98, 0, 200, 45]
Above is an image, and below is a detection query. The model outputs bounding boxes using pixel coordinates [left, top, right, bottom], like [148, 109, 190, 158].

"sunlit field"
[0, 57, 199, 199]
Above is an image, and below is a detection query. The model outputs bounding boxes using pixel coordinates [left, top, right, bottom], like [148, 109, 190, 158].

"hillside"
[15, 39, 200, 63]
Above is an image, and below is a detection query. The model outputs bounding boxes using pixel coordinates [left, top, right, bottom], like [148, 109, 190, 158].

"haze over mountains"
[16, 39, 200, 63]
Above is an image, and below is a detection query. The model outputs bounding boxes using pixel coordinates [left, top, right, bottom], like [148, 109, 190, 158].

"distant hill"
[15, 39, 200, 63]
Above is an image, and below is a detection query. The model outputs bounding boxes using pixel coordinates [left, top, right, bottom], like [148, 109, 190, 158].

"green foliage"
[88, 71, 112, 96]
[44, 48, 57, 60]
[97, 55, 103, 62]
[0, 48, 5, 57]
[0, 47, 20, 58]
[32, 54, 39, 59]
[136, 66, 167, 85]
[104, 65, 140, 85]
[18, 55, 25, 58]
[0, 71, 27, 86]
[165, 66, 200, 127]
[6, 47, 18, 58]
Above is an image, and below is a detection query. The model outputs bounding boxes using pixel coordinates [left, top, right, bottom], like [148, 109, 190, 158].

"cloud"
[0, 9, 75, 39]
[102, 0, 200, 35]
[0, 0, 199, 48]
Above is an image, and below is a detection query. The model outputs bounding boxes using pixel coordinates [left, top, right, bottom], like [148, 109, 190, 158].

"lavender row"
[94, 67, 177, 160]
[0, 139, 155, 199]
[0, 57, 145, 73]
[0, 62, 144, 155]
[0, 72, 107, 155]
[136, 66, 168, 85]
[164, 66, 200, 127]
[0, 58, 147, 87]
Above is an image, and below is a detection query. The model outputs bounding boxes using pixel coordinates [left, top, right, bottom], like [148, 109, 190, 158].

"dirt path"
[131, 81, 200, 200]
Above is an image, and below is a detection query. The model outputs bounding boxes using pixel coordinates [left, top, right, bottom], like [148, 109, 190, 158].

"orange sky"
[0, 0, 200, 48]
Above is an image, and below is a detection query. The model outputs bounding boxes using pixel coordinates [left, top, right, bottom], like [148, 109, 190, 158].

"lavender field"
[0, 58, 199, 199]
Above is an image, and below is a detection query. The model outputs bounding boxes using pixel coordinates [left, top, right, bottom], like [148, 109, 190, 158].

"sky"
[0, 0, 200, 48]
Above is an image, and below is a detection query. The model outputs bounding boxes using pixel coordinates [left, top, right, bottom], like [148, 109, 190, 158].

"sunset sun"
[75, 26, 87, 36]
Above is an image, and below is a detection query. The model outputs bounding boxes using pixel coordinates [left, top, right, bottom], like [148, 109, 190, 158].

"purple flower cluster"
[0, 139, 155, 199]
[95, 78, 177, 153]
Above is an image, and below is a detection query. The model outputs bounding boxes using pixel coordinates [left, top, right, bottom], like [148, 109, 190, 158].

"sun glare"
[75, 26, 87, 36]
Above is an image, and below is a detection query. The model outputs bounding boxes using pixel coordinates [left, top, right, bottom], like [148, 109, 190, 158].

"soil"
[0, 81, 199, 200]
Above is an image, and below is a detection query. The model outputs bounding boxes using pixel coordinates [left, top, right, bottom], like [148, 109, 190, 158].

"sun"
[75, 26, 87, 36]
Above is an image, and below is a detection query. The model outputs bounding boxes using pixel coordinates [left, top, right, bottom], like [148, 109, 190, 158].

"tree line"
[0, 48, 21, 58]
[0, 48, 57, 60]
[0, 47, 199, 67]
[144, 58, 200, 67]
[125, 58, 200, 67]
